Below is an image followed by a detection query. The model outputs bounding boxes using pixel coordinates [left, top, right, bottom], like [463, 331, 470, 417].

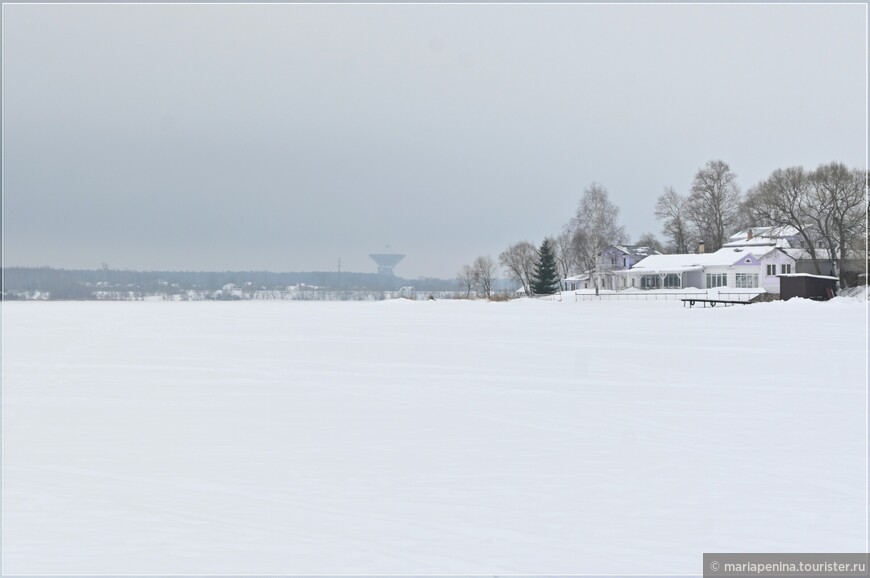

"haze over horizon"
[4, 3, 866, 279]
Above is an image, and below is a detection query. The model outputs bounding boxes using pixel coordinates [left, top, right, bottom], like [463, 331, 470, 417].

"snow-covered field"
[2, 298, 866, 574]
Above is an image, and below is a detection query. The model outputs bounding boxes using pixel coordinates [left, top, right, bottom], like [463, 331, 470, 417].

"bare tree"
[456, 264, 477, 298]
[807, 162, 865, 284]
[568, 182, 627, 295]
[654, 186, 693, 253]
[551, 230, 580, 280]
[687, 160, 742, 252]
[731, 197, 756, 234]
[864, 198, 870, 283]
[741, 166, 824, 273]
[473, 255, 498, 299]
[635, 232, 663, 253]
[499, 241, 538, 296]
[740, 163, 865, 283]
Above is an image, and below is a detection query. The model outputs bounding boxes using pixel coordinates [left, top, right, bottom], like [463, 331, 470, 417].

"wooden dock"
[681, 298, 754, 308]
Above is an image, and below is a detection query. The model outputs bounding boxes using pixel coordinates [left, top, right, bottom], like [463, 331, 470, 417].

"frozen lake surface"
[2, 298, 866, 574]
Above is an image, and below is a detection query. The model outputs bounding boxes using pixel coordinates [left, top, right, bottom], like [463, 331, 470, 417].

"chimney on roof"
[698, 240, 705, 254]
[747, 229, 753, 240]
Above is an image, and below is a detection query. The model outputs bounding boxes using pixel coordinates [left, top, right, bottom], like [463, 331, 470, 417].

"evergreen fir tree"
[531, 238, 560, 295]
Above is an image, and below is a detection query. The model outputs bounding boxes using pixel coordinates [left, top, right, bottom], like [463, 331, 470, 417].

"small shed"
[778, 274, 838, 301]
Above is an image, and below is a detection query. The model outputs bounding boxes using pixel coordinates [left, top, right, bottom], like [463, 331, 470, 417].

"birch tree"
[568, 182, 627, 295]
[551, 230, 581, 280]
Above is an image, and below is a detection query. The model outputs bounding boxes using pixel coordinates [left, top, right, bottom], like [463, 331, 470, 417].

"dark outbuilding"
[778, 273, 839, 301]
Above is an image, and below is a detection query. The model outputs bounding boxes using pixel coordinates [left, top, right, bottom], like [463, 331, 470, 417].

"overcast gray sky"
[3, 3, 866, 279]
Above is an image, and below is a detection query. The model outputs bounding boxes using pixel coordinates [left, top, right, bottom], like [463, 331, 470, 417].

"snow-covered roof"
[627, 254, 702, 271]
[722, 237, 792, 249]
[612, 264, 703, 274]
[609, 245, 661, 258]
[778, 273, 839, 280]
[563, 273, 591, 281]
[737, 246, 785, 259]
[628, 247, 766, 271]
[728, 225, 800, 242]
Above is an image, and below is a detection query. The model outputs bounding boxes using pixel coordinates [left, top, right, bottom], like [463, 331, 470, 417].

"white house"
[725, 226, 839, 280]
[562, 228, 808, 295]
[606, 226, 802, 294]
[614, 246, 796, 294]
[562, 245, 660, 292]
[598, 245, 661, 290]
[753, 248, 797, 294]
[562, 273, 591, 291]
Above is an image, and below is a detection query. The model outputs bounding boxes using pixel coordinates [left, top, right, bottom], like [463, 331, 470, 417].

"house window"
[766, 264, 776, 276]
[664, 274, 680, 288]
[706, 273, 727, 288]
[735, 273, 759, 288]
[641, 275, 661, 289]
[623, 257, 627, 268]
[781, 264, 792, 275]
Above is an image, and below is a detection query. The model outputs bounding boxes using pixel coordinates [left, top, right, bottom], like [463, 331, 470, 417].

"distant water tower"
[369, 253, 405, 276]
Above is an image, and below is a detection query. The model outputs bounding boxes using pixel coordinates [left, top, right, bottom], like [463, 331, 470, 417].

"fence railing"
[247, 290, 462, 301]
[532, 294, 563, 301]
[574, 290, 763, 302]
[574, 291, 706, 302]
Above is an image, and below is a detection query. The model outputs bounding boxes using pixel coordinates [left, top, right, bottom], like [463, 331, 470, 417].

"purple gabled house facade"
[598, 245, 661, 290]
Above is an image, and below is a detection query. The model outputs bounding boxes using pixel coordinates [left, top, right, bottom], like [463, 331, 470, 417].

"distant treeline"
[2, 267, 459, 300]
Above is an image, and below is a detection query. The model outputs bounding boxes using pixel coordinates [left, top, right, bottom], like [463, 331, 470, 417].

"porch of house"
[612, 268, 702, 291]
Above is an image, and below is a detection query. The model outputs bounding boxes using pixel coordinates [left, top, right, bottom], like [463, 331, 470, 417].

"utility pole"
[338, 258, 342, 300]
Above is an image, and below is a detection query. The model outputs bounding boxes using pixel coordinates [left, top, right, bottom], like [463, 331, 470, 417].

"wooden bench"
[681, 298, 754, 308]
